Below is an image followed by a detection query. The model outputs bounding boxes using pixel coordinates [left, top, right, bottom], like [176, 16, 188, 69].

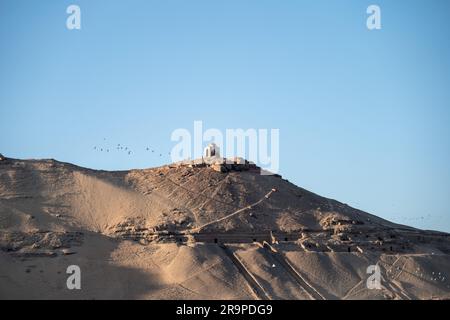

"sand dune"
[0, 157, 449, 299]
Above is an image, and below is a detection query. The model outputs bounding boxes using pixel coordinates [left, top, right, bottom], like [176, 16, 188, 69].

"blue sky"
[1, 0, 449, 232]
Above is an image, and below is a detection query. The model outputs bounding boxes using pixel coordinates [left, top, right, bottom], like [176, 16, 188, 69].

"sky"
[1, 0, 449, 232]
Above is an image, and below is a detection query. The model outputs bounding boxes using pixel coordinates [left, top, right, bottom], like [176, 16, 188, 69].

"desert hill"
[0, 156, 449, 299]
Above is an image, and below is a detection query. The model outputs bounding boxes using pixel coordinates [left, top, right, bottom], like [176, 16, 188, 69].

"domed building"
[203, 143, 220, 158]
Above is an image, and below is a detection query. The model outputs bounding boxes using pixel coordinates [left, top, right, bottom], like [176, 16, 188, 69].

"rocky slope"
[0, 156, 449, 299]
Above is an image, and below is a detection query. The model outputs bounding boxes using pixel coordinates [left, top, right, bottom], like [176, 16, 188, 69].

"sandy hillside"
[0, 156, 449, 299]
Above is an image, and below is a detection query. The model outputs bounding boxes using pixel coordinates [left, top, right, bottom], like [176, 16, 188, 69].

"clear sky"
[1, 0, 449, 232]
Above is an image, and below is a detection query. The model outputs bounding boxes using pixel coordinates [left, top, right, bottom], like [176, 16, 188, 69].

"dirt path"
[189, 189, 276, 233]
[219, 245, 271, 300]
[262, 242, 326, 300]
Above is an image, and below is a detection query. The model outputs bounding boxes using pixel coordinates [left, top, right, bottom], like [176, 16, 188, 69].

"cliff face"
[0, 157, 449, 299]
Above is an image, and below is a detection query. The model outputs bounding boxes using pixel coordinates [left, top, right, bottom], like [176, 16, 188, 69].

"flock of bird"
[92, 138, 171, 158]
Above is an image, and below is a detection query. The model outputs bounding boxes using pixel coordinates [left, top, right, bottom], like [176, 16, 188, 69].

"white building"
[204, 143, 220, 158]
